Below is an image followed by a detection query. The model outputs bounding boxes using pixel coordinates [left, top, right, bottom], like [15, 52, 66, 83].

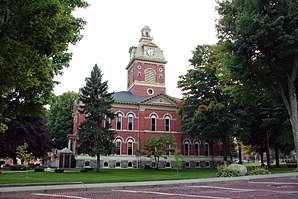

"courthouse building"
[72, 26, 226, 168]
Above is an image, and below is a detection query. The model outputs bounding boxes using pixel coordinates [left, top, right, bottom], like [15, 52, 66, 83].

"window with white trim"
[204, 142, 209, 156]
[194, 141, 200, 156]
[127, 113, 134, 131]
[184, 140, 190, 156]
[115, 138, 122, 155]
[164, 115, 170, 132]
[116, 113, 122, 130]
[127, 139, 133, 155]
[104, 114, 111, 128]
[151, 114, 157, 131]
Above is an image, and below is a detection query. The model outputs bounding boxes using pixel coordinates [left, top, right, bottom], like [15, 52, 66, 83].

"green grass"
[0, 167, 296, 185]
[0, 169, 217, 184]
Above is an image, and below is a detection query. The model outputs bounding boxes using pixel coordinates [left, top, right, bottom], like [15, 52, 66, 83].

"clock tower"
[126, 25, 167, 96]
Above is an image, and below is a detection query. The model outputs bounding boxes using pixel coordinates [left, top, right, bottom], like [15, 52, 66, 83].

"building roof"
[112, 91, 149, 103]
[58, 147, 72, 154]
[112, 91, 180, 106]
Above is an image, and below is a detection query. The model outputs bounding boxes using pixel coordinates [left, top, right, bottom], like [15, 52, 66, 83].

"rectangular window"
[127, 142, 133, 155]
[116, 115, 122, 130]
[104, 116, 110, 128]
[204, 144, 209, 156]
[184, 144, 189, 156]
[128, 116, 133, 131]
[195, 144, 199, 156]
[116, 142, 121, 155]
[165, 118, 170, 132]
[151, 118, 156, 131]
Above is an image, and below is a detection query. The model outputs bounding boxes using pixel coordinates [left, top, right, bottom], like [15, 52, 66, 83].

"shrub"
[3, 164, 10, 168]
[249, 168, 271, 175]
[85, 167, 93, 171]
[34, 166, 44, 172]
[216, 165, 242, 177]
[10, 164, 28, 171]
[54, 169, 64, 173]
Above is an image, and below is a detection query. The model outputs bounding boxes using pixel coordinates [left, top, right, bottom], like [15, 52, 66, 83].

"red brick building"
[72, 26, 226, 168]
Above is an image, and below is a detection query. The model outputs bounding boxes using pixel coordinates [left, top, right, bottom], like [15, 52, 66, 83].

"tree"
[48, 92, 78, 149]
[172, 148, 184, 175]
[0, 116, 52, 164]
[0, 0, 88, 133]
[217, 0, 298, 168]
[77, 64, 115, 172]
[16, 143, 34, 165]
[137, 136, 175, 169]
[178, 44, 249, 161]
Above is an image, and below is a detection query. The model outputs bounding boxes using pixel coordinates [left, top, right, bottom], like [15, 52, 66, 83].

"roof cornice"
[126, 58, 167, 70]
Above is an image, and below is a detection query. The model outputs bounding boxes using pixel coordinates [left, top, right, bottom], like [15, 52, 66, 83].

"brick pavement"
[0, 172, 297, 198]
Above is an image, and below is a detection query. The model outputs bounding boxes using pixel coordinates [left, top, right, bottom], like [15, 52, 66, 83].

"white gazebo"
[58, 147, 72, 169]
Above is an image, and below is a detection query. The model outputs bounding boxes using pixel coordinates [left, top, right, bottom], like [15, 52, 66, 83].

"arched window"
[219, 141, 224, 156]
[184, 140, 190, 156]
[204, 142, 209, 156]
[103, 162, 109, 167]
[104, 114, 111, 128]
[166, 162, 171, 168]
[151, 114, 157, 131]
[127, 113, 134, 131]
[185, 162, 190, 168]
[164, 115, 170, 132]
[194, 141, 200, 156]
[116, 113, 122, 130]
[115, 138, 122, 155]
[127, 139, 133, 155]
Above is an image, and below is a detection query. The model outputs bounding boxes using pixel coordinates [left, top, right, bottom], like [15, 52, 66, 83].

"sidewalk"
[0, 172, 297, 196]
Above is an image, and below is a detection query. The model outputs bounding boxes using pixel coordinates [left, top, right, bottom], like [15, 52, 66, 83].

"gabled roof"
[140, 92, 179, 104]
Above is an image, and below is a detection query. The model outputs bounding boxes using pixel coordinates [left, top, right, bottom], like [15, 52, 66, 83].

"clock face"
[146, 48, 154, 57]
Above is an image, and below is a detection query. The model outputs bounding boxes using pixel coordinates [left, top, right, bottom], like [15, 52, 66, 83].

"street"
[3, 176, 298, 199]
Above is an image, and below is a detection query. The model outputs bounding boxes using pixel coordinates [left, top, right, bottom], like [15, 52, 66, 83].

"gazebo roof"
[58, 147, 72, 154]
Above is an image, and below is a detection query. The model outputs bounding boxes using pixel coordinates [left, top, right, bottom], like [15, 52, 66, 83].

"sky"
[53, 0, 219, 98]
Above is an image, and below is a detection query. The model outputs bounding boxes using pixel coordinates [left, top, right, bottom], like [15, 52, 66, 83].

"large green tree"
[48, 91, 78, 149]
[0, 0, 88, 133]
[178, 45, 249, 161]
[217, 0, 298, 168]
[77, 64, 115, 172]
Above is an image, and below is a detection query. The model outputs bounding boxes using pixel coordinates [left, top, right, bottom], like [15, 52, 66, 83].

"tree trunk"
[265, 131, 272, 169]
[275, 58, 298, 170]
[289, 117, 298, 170]
[223, 137, 227, 161]
[260, 151, 265, 166]
[96, 153, 100, 172]
[275, 144, 280, 168]
[238, 143, 242, 164]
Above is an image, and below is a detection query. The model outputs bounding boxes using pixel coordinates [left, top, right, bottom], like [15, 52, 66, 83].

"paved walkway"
[0, 172, 297, 196]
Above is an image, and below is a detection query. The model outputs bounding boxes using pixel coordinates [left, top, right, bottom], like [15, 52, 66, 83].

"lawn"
[0, 168, 217, 184]
[0, 167, 296, 185]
